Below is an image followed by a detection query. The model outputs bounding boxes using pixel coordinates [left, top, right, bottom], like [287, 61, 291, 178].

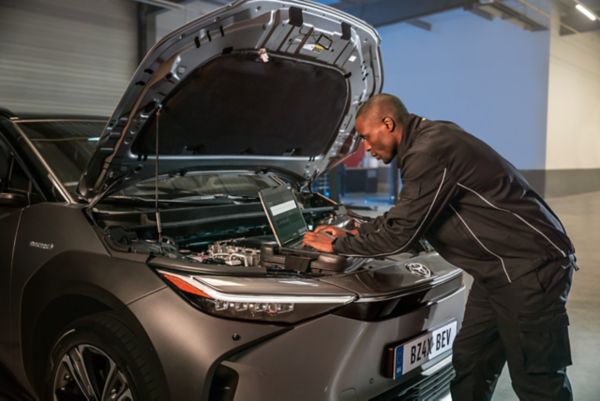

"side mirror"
[0, 192, 29, 207]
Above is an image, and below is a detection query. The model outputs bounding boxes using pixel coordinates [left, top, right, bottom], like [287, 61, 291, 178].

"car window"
[0, 135, 40, 199]
[16, 120, 106, 195]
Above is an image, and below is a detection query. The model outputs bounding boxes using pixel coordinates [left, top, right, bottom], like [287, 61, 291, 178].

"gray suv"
[0, 1, 465, 400]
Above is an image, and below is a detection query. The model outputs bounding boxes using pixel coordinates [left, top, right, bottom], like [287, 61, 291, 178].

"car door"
[0, 133, 39, 369]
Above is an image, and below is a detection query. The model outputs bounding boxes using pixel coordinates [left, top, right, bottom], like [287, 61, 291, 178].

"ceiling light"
[575, 3, 597, 21]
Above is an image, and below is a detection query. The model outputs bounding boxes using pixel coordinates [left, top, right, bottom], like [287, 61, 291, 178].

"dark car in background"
[0, 1, 464, 400]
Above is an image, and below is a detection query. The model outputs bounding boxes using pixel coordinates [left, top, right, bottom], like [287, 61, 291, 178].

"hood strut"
[154, 105, 164, 246]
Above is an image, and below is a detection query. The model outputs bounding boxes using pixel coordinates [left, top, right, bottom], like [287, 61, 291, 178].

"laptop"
[259, 186, 348, 272]
[258, 186, 309, 249]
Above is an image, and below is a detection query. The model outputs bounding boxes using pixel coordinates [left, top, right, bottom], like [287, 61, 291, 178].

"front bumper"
[129, 284, 465, 401]
[220, 286, 464, 401]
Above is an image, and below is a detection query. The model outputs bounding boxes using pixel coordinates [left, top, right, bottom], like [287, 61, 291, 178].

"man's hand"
[302, 231, 335, 253]
[314, 225, 358, 238]
[302, 225, 359, 253]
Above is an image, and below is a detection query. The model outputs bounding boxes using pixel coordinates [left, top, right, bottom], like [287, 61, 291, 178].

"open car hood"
[78, 0, 382, 201]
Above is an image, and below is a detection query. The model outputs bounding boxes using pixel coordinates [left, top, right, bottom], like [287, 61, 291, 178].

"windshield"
[110, 171, 276, 202]
[17, 120, 105, 195]
[17, 120, 278, 201]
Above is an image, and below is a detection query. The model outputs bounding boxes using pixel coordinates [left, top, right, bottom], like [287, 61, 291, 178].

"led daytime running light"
[213, 300, 295, 315]
[158, 270, 356, 304]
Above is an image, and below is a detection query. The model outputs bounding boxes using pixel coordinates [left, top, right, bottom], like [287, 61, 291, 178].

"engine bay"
[98, 191, 366, 276]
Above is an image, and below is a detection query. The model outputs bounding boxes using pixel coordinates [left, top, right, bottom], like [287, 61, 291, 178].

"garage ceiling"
[556, 0, 600, 34]
[179, 0, 545, 31]
[326, 0, 552, 31]
[327, 0, 599, 34]
[143, 0, 600, 35]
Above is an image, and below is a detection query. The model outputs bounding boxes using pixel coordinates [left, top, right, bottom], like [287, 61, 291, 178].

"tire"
[43, 312, 167, 401]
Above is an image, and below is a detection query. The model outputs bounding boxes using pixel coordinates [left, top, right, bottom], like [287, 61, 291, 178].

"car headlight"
[157, 270, 356, 324]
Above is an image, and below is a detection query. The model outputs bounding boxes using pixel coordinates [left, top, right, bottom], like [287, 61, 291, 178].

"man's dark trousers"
[450, 258, 575, 401]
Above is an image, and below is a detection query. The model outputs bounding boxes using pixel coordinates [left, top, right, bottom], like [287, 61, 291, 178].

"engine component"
[204, 240, 261, 267]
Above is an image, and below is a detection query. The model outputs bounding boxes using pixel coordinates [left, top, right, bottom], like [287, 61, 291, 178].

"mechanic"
[303, 93, 577, 401]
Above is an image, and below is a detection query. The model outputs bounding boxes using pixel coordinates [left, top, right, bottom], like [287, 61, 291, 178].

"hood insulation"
[133, 54, 348, 158]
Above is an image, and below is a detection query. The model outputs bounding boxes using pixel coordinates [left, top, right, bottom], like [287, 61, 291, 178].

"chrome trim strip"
[11, 122, 75, 203]
[450, 204, 511, 283]
[355, 269, 463, 303]
[341, 168, 448, 257]
[422, 355, 453, 377]
[457, 182, 567, 257]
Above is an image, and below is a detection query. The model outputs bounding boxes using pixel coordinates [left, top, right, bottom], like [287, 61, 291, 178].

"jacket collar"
[397, 113, 424, 167]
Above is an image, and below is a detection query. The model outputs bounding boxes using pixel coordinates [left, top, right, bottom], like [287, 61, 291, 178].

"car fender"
[19, 250, 167, 395]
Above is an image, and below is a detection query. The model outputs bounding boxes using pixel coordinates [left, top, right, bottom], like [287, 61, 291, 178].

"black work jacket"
[333, 114, 575, 287]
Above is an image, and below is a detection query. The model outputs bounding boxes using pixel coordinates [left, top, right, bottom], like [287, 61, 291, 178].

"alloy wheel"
[52, 344, 133, 401]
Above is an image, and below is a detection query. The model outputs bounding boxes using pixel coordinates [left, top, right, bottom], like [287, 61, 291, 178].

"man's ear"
[382, 116, 396, 132]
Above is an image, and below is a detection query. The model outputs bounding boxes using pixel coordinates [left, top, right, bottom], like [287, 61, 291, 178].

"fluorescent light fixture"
[575, 3, 597, 21]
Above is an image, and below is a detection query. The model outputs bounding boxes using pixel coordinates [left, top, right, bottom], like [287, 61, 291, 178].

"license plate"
[392, 321, 457, 379]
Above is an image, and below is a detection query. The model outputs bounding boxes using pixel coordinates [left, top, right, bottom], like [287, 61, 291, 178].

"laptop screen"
[259, 186, 308, 247]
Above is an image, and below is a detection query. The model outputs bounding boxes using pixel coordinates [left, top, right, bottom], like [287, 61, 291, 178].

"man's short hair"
[356, 93, 408, 124]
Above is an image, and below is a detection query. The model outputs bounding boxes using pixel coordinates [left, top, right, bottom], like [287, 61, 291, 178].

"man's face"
[355, 114, 400, 164]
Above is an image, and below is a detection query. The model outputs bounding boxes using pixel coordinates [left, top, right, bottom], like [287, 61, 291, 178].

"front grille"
[371, 365, 454, 401]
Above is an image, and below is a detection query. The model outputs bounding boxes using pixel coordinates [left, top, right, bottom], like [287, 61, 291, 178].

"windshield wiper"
[99, 196, 195, 207]
[100, 194, 259, 206]
[174, 193, 260, 202]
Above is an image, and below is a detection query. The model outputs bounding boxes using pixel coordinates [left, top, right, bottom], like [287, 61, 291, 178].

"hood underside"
[78, 0, 382, 201]
[133, 54, 348, 158]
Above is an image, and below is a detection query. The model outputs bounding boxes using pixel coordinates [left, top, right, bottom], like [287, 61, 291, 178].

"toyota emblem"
[405, 262, 432, 278]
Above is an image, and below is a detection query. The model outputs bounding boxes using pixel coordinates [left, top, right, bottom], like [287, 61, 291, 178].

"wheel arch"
[19, 251, 167, 395]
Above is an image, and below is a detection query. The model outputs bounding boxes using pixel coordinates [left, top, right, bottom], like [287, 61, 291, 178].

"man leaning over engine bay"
[303, 93, 577, 401]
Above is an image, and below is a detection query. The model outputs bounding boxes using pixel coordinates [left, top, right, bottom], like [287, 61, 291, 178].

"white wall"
[546, 6, 600, 169]
[378, 9, 551, 170]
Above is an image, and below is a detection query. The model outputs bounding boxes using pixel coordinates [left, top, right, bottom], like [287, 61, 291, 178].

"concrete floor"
[491, 190, 600, 401]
